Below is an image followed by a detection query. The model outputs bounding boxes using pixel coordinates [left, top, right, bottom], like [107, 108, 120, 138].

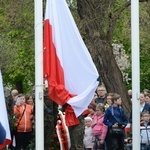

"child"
[105, 93, 113, 110]
[91, 103, 108, 150]
[83, 117, 93, 150]
[88, 102, 96, 119]
[140, 111, 150, 150]
[104, 93, 128, 150]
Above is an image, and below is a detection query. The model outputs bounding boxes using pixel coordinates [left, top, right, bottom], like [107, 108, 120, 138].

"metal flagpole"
[34, 0, 44, 150]
[131, 0, 140, 149]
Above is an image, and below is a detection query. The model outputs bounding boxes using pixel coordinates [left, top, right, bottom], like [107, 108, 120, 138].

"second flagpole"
[34, 0, 44, 150]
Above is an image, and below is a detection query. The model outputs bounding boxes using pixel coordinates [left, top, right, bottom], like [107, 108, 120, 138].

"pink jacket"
[91, 114, 108, 140]
[88, 113, 96, 120]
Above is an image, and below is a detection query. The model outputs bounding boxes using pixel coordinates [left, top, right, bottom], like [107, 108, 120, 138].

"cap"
[84, 116, 92, 122]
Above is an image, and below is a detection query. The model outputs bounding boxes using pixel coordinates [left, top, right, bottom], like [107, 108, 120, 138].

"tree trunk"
[95, 40, 131, 116]
[77, 0, 131, 117]
[44, 91, 59, 150]
[69, 116, 84, 150]
[15, 80, 23, 93]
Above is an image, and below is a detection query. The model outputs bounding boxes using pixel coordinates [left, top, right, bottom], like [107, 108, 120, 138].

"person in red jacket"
[14, 94, 34, 150]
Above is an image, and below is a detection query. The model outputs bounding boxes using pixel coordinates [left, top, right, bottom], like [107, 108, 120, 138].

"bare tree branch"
[113, 0, 149, 20]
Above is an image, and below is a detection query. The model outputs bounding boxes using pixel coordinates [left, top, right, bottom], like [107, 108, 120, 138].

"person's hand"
[112, 123, 118, 127]
[122, 124, 125, 128]
[93, 120, 97, 125]
[100, 139, 104, 144]
[16, 101, 20, 106]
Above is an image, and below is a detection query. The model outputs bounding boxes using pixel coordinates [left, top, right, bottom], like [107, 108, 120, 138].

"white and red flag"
[44, 0, 99, 126]
[0, 71, 11, 149]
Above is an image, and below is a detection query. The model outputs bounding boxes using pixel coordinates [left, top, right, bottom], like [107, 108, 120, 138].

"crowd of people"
[83, 85, 150, 150]
[1, 85, 150, 150]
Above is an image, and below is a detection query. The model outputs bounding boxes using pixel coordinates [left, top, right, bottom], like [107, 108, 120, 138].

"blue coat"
[104, 105, 128, 128]
[0, 122, 6, 144]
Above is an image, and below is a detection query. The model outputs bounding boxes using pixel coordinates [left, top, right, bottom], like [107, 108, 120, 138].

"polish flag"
[44, 0, 99, 126]
[0, 71, 11, 149]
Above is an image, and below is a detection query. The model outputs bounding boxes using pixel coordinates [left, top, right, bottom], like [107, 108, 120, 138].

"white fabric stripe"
[68, 81, 99, 116]
[45, 0, 99, 116]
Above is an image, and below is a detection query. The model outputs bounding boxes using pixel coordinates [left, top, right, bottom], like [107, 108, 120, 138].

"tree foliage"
[112, 2, 150, 90]
[0, 0, 34, 93]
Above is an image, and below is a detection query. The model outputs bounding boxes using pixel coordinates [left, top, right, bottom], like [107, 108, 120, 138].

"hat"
[84, 117, 92, 122]
[88, 102, 96, 111]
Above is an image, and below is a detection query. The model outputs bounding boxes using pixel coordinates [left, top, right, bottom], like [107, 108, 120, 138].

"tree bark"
[15, 80, 23, 93]
[44, 91, 59, 150]
[69, 116, 84, 150]
[77, 0, 132, 117]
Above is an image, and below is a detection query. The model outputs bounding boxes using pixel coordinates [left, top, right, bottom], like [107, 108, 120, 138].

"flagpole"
[34, 0, 44, 150]
[131, 0, 140, 149]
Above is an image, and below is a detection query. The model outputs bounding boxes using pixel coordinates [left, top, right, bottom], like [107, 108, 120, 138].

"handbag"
[110, 106, 125, 136]
[110, 127, 124, 136]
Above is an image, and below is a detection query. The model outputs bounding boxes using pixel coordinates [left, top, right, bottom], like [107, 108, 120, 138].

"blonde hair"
[96, 103, 105, 112]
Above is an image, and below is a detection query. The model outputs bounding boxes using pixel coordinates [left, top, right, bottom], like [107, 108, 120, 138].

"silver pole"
[34, 0, 44, 150]
[131, 0, 140, 149]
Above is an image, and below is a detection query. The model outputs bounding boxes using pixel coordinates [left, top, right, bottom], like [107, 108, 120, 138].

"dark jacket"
[129, 103, 150, 123]
[95, 97, 106, 105]
[0, 122, 6, 144]
[142, 103, 150, 113]
[104, 105, 128, 128]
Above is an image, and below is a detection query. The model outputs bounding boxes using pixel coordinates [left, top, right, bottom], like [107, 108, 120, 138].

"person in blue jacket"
[0, 122, 6, 144]
[104, 93, 128, 150]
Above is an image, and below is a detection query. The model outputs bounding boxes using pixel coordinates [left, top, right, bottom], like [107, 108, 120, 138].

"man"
[129, 93, 150, 123]
[128, 89, 132, 100]
[7, 89, 19, 150]
[95, 85, 107, 104]
[140, 93, 150, 114]
[0, 122, 6, 144]
[11, 89, 19, 104]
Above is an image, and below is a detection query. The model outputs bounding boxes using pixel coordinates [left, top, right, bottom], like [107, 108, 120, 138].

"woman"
[14, 94, 34, 150]
[105, 93, 113, 110]
[25, 95, 34, 106]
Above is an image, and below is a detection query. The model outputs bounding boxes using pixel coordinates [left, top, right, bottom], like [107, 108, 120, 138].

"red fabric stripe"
[44, 19, 75, 106]
[44, 20, 79, 126]
[0, 139, 11, 149]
